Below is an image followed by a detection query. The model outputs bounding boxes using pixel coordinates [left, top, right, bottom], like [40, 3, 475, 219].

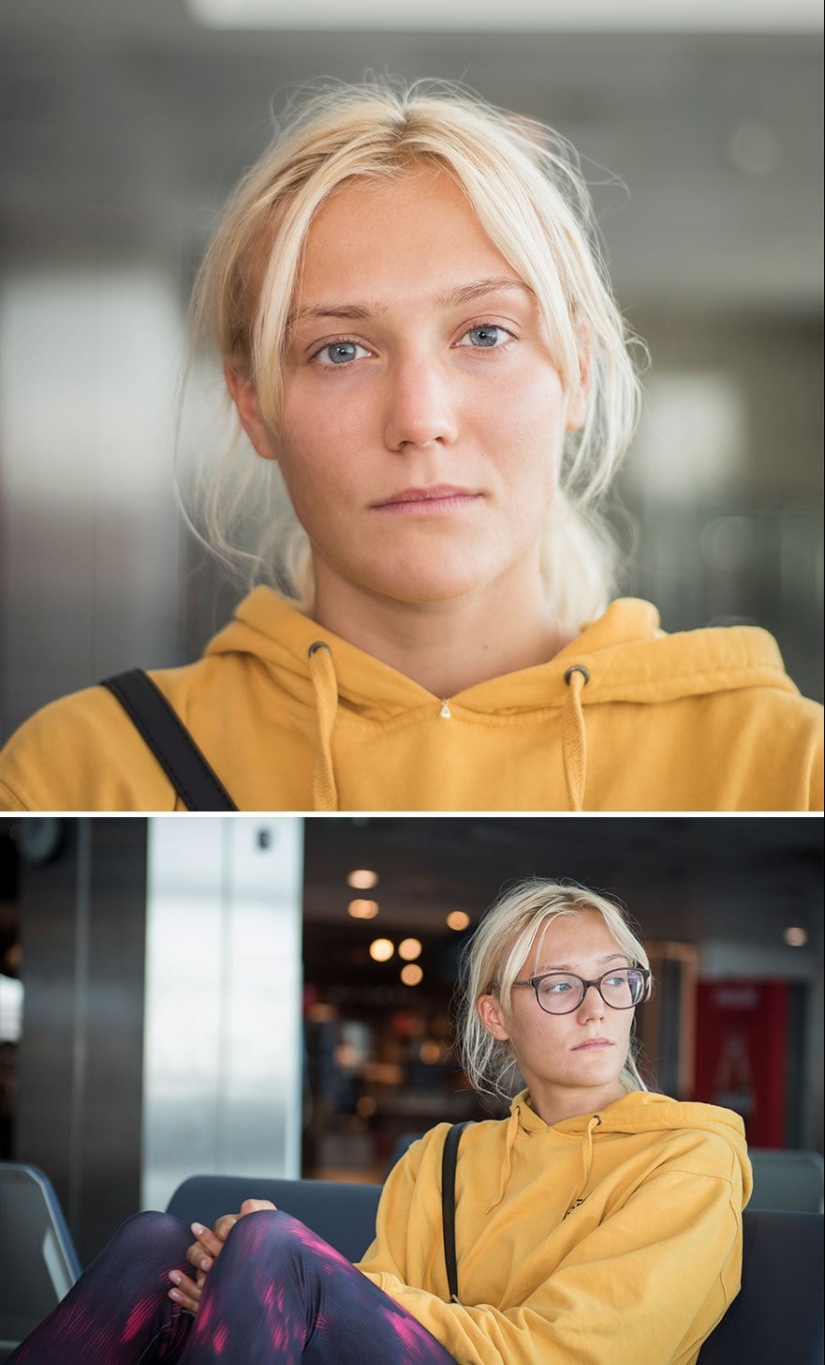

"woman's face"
[478, 910, 637, 1123]
[233, 166, 586, 611]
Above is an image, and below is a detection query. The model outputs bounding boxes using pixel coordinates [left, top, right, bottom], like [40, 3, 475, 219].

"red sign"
[693, 980, 788, 1147]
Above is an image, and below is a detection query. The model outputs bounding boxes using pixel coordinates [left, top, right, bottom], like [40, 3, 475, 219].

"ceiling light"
[348, 898, 379, 920]
[401, 964, 423, 986]
[784, 927, 808, 947]
[369, 938, 394, 962]
[398, 938, 422, 961]
[446, 911, 471, 931]
[347, 869, 379, 889]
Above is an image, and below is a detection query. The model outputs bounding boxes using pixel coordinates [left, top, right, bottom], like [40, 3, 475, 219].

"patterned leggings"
[8, 1209, 459, 1365]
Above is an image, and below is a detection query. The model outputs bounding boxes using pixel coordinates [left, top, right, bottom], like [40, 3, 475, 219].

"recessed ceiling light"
[446, 911, 471, 931]
[348, 898, 379, 920]
[784, 926, 808, 947]
[401, 964, 423, 986]
[369, 938, 394, 962]
[347, 869, 379, 889]
[398, 938, 422, 961]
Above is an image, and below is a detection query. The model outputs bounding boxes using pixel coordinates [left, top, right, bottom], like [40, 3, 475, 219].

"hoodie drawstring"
[308, 642, 340, 811]
[565, 1112, 601, 1217]
[306, 644, 589, 810]
[562, 665, 590, 811]
[485, 1105, 521, 1213]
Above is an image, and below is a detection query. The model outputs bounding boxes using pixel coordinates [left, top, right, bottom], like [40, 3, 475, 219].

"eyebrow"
[535, 953, 630, 974]
[287, 277, 534, 328]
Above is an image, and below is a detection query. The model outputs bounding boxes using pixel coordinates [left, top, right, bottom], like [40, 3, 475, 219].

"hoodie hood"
[206, 588, 795, 714]
[511, 1088, 752, 1144]
[508, 1088, 753, 1215]
[201, 587, 811, 811]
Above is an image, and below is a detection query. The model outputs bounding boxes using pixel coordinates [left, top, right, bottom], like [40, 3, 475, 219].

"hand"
[167, 1198, 277, 1313]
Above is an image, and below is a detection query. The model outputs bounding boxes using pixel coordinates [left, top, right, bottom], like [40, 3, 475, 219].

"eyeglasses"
[512, 967, 650, 1015]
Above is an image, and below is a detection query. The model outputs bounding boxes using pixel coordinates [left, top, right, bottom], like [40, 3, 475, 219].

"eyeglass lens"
[536, 969, 645, 1013]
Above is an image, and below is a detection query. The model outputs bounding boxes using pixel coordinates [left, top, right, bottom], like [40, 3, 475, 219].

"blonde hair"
[455, 879, 652, 1104]
[189, 79, 643, 627]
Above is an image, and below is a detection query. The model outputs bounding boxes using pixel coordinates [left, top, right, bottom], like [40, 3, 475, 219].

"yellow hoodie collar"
[208, 588, 795, 713]
[204, 588, 798, 811]
[507, 1088, 753, 1212]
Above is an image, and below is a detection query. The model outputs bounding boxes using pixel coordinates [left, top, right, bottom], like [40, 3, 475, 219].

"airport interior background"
[0, 4, 823, 747]
[0, 5, 822, 1331]
[0, 813, 822, 1266]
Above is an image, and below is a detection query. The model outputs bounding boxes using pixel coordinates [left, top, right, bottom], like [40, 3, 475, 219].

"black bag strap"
[441, 1121, 473, 1304]
[101, 669, 239, 812]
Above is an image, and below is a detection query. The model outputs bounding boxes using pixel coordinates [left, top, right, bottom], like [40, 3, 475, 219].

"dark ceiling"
[2, 813, 821, 1003]
[301, 816, 823, 995]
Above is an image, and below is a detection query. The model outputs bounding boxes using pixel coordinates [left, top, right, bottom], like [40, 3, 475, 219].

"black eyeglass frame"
[511, 966, 651, 1015]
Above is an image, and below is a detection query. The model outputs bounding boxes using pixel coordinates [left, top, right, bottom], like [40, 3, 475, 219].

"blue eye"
[315, 341, 369, 366]
[460, 325, 507, 349]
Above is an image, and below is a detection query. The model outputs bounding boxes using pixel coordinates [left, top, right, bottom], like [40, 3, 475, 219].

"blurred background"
[0, 1, 823, 741]
[1, 812, 822, 1263]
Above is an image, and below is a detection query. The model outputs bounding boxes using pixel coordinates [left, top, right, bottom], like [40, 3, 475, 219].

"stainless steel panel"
[142, 817, 303, 1214]
[0, 267, 184, 740]
[15, 818, 149, 1265]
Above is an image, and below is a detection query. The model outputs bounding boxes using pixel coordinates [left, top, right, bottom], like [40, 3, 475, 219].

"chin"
[387, 579, 490, 605]
[361, 557, 512, 606]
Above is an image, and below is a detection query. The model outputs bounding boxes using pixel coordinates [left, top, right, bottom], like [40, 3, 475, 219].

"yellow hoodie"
[356, 1090, 751, 1365]
[0, 588, 821, 811]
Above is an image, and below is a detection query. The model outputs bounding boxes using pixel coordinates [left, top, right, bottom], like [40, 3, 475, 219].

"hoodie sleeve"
[356, 1134, 744, 1365]
[0, 687, 179, 811]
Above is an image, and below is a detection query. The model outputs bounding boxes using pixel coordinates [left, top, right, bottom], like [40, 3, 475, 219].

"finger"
[213, 1214, 240, 1244]
[238, 1199, 277, 1218]
[185, 1240, 215, 1275]
[190, 1221, 225, 1258]
[168, 1269, 201, 1315]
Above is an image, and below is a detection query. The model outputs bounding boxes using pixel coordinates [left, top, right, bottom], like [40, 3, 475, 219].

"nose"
[579, 984, 606, 1020]
[383, 354, 459, 452]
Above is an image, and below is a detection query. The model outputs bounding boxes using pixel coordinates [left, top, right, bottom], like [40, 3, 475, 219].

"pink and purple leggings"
[8, 1209, 459, 1365]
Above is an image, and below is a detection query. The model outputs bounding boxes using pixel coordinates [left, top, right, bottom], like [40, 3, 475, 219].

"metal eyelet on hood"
[564, 664, 591, 687]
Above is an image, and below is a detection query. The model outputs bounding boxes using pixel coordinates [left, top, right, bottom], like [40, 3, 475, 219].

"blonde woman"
[0, 83, 820, 811]
[9, 880, 750, 1365]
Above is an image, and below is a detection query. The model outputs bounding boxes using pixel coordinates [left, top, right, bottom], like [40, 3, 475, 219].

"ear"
[477, 993, 511, 1042]
[224, 361, 279, 462]
[564, 330, 591, 433]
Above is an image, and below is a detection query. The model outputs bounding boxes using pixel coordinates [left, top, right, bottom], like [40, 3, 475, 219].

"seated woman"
[9, 880, 751, 1365]
[0, 82, 820, 812]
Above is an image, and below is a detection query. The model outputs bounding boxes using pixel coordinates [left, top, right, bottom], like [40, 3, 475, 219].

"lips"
[373, 484, 478, 508]
[573, 1039, 614, 1050]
